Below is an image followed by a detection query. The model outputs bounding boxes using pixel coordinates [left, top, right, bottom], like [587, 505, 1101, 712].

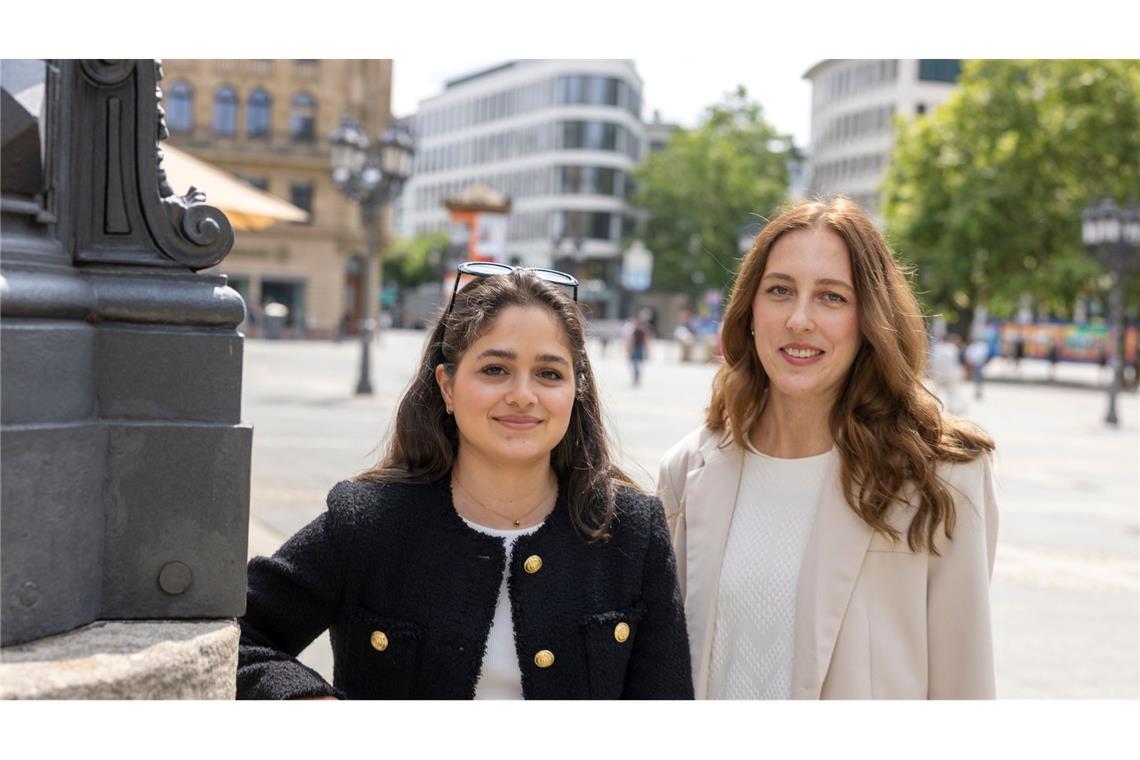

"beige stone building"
[160, 59, 394, 338]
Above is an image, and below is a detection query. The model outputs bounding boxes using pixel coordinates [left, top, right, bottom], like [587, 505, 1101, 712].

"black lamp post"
[1082, 197, 1140, 426]
[330, 116, 415, 395]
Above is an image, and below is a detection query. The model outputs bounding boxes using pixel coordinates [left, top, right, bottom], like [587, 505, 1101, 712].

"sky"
[391, 57, 819, 148]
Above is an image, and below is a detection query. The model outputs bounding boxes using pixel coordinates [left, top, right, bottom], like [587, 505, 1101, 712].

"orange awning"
[159, 144, 310, 231]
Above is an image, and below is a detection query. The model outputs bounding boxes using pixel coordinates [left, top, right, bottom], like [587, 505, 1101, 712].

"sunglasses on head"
[446, 261, 579, 316]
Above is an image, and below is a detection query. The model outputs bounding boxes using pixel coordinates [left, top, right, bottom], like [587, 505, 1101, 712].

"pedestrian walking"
[1010, 328, 1025, 375]
[965, 336, 991, 401]
[237, 263, 692, 700]
[931, 333, 965, 414]
[674, 307, 697, 363]
[623, 309, 653, 387]
[657, 198, 998, 699]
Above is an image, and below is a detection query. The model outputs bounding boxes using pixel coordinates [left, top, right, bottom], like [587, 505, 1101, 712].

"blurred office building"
[645, 110, 681, 153]
[404, 60, 646, 319]
[161, 59, 394, 338]
[803, 59, 962, 224]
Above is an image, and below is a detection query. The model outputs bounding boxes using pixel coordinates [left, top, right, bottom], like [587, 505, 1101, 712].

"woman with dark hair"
[659, 198, 998, 699]
[238, 263, 692, 699]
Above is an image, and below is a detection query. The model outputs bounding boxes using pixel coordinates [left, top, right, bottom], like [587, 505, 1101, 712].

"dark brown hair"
[708, 197, 994, 553]
[356, 270, 636, 540]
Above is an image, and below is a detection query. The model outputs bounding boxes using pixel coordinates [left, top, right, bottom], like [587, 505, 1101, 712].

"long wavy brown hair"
[356, 270, 636, 541]
[708, 197, 994, 553]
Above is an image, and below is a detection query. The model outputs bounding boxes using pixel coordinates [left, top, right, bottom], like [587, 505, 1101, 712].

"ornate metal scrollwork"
[68, 60, 234, 271]
[79, 59, 136, 87]
[144, 60, 234, 270]
[175, 188, 223, 246]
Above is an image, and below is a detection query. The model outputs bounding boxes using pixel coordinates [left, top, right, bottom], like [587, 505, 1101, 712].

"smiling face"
[435, 304, 577, 470]
[751, 227, 862, 408]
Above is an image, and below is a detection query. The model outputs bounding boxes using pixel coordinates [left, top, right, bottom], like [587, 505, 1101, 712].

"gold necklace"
[453, 474, 554, 528]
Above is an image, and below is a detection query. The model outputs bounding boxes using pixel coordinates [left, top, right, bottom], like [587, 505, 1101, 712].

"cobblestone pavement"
[242, 330, 1139, 698]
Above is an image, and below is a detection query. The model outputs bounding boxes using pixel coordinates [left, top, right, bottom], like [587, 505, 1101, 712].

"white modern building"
[404, 60, 646, 318]
[803, 59, 962, 223]
[645, 110, 681, 153]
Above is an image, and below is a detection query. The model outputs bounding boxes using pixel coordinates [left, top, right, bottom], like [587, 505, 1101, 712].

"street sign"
[621, 240, 653, 291]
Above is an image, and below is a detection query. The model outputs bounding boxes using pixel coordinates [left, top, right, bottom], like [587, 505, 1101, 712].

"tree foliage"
[383, 231, 450, 290]
[882, 60, 1140, 328]
[633, 87, 792, 297]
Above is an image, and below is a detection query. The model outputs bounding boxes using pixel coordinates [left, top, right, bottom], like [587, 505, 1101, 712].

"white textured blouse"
[707, 447, 835, 699]
[460, 517, 541, 700]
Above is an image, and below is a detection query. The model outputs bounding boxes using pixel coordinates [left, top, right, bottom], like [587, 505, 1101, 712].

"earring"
[750, 327, 755, 336]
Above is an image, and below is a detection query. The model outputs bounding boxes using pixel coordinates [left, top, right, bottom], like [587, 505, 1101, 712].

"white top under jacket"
[708, 447, 835, 699]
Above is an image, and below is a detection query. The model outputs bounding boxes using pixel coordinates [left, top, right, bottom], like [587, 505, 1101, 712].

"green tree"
[382, 231, 449, 290]
[883, 60, 1140, 334]
[633, 87, 791, 297]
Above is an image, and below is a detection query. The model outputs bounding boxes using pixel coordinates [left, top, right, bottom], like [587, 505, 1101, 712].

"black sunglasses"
[446, 261, 579, 316]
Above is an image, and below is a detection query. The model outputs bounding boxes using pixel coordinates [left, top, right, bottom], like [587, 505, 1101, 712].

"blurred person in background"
[623, 309, 654, 387]
[675, 307, 697, 363]
[964, 336, 991, 401]
[931, 333, 965, 414]
[237, 265, 692, 700]
[658, 198, 998, 699]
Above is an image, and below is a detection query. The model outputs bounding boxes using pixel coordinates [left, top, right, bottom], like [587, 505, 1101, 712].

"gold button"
[534, 649, 555, 668]
[523, 555, 543, 574]
[370, 631, 389, 652]
[614, 622, 630, 643]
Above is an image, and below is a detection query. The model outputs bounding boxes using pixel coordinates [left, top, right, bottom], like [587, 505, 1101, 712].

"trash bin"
[264, 301, 288, 340]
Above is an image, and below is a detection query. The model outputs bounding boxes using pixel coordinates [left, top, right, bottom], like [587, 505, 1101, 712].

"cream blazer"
[657, 426, 998, 699]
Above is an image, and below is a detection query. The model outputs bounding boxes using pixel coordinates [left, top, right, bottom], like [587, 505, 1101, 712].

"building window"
[247, 88, 272, 138]
[167, 81, 193, 134]
[557, 210, 615, 242]
[260, 279, 306, 329]
[918, 59, 961, 83]
[239, 175, 269, 191]
[559, 166, 619, 196]
[559, 166, 583, 193]
[916, 102, 927, 115]
[213, 85, 238, 136]
[290, 92, 317, 142]
[587, 76, 619, 106]
[590, 211, 612, 240]
[561, 121, 620, 151]
[290, 181, 313, 221]
[560, 75, 623, 107]
[560, 76, 585, 104]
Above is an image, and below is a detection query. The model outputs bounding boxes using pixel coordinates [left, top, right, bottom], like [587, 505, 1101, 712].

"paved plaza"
[242, 330, 1139, 698]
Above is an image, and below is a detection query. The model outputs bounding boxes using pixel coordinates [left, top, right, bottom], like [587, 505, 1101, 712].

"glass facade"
[418, 71, 643, 139]
[561, 120, 618, 151]
[411, 64, 643, 266]
[820, 60, 899, 104]
[918, 59, 962, 83]
[558, 166, 620, 196]
[415, 120, 639, 175]
[556, 210, 614, 241]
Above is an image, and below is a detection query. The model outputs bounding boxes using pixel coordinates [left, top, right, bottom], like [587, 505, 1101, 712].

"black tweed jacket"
[237, 477, 693, 700]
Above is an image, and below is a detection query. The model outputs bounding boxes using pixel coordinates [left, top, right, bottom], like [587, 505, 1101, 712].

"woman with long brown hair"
[659, 197, 998, 699]
[238, 264, 692, 699]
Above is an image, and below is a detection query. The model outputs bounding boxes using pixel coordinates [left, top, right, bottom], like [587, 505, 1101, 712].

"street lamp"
[1082, 196, 1140, 426]
[330, 116, 415, 395]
